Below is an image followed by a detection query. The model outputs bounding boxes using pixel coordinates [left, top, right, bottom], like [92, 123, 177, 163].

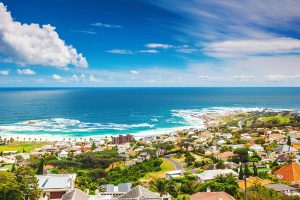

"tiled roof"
[265, 184, 297, 192]
[62, 188, 89, 200]
[238, 177, 271, 189]
[274, 162, 300, 184]
[190, 192, 235, 200]
[117, 185, 161, 200]
[197, 169, 238, 181]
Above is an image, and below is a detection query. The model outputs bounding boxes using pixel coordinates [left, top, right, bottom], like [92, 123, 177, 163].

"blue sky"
[0, 0, 300, 86]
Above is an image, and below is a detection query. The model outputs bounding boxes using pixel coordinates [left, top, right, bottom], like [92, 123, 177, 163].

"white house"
[196, 169, 238, 183]
[37, 174, 76, 200]
[249, 144, 264, 152]
[165, 170, 183, 180]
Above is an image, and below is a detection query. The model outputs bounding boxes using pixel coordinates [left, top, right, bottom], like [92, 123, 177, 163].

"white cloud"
[71, 30, 97, 35]
[205, 37, 300, 58]
[107, 49, 134, 54]
[88, 75, 101, 83]
[138, 49, 159, 53]
[176, 48, 197, 53]
[52, 74, 66, 82]
[91, 22, 121, 28]
[0, 3, 88, 68]
[130, 70, 139, 75]
[265, 74, 300, 81]
[145, 43, 173, 49]
[0, 70, 9, 75]
[17, 68, 36, 75]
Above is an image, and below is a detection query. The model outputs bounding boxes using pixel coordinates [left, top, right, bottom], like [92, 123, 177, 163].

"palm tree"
[151, 179, 167, 197]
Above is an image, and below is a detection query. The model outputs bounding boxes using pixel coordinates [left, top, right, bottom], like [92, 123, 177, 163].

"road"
[164, 156, 183, 171]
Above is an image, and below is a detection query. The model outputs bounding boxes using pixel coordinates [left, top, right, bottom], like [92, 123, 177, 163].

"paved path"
[164, 157, 183, 170]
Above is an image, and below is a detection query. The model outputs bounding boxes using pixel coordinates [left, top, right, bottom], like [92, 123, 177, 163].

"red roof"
[190, 192, 235, 200]
[274, 162, 300, 184]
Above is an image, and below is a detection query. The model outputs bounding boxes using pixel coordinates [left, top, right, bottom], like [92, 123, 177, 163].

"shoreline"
[0, 107, 298, 142]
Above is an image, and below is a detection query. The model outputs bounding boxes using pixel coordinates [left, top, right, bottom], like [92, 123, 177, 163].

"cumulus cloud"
[52, 74, 66, 82]
[205, 37, 300, 58]
[0, 70, 9, 75]
[145, 43, 173, 49]
[0, 3, 88, 68]
[17, 68, 36, 75]
[91, 22, 122, 28]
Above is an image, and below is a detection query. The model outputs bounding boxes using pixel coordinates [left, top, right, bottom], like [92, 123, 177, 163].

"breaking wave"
[0, 118, 155, 133]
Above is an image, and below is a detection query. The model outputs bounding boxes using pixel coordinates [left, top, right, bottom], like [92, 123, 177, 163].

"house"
[116, 185, 171, 200]
[58, 150, 69, 158]
[36, 174, 76, 200]
[265, 184, 299, 195]
[196, 169, 238, 183]
[238, 177, 271, 189]
[217, 152, 234, 161]
[62, 188, 89, 200]
[190, 192, 235, 200]
[165, 170, 183, 180]
[275, 145, 298, 153]
[274, 162, 300, 185]
[99, 183, 132, 198]
[249, 144, 264, 152]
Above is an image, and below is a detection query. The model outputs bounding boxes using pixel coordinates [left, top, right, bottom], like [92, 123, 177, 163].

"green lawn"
[143, 158, 175, 179]
[243, 167, 270, 173]
[0, 142, 46, 153]
[260, 116, 291, 124]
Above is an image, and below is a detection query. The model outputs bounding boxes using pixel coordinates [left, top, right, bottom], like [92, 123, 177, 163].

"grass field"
[260, 116, 291, 124]
[143, 158, 175, 179]
[243, 166, 270, 173]
[0, 142, 46, 153]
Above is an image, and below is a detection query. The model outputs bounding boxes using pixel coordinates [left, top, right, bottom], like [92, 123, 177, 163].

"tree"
[15, 166, 40, 200]
[233, 148, 249, 163]
[151, 179, 167, 197]
[198, 174, 241, 199]
[287, 136, 291, 146]
[0, 172, 24, 200]
[184, 152, 196, 167]
[36, 158, 44, 175]
[253, 163, 258, 177]
[244, 163, 251, 178]
[11, 164, 16, 172]
[91, 142, 97, 150]
[239, 165, 244, 180]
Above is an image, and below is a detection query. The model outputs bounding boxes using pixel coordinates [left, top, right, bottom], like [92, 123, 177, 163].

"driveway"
[164, 156, 183, 170]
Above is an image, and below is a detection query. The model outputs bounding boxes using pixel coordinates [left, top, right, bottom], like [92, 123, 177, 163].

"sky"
[0, 0, 300, 87]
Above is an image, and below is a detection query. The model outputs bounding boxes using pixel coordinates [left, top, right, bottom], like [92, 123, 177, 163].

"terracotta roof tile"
[190, 192, 235, 200]
[274, 162, 300, 184]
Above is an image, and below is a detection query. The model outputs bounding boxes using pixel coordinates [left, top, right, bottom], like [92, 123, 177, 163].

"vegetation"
[0, 142, 45, 153]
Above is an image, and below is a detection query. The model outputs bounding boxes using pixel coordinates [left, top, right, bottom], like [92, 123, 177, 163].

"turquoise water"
[0, 87, 299, 138]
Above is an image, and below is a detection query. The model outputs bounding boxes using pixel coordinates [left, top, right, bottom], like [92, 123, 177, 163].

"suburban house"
[116, 185, 171, 200]
[37, 174, 76, 200]
[238, 177, 271, 189]
[196, 169, 238, 183]
[274, 162, 300, 185]
[99, 183, 132, 198]
[62, 188, 89, 200]
[165, 170, 183, 180]
[275, 145, 298, 153]
[265, 184, 299, 195]
[190, 192, 235, 200]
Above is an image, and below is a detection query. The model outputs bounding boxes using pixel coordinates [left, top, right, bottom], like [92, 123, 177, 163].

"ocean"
[0, 87, 300, 139]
